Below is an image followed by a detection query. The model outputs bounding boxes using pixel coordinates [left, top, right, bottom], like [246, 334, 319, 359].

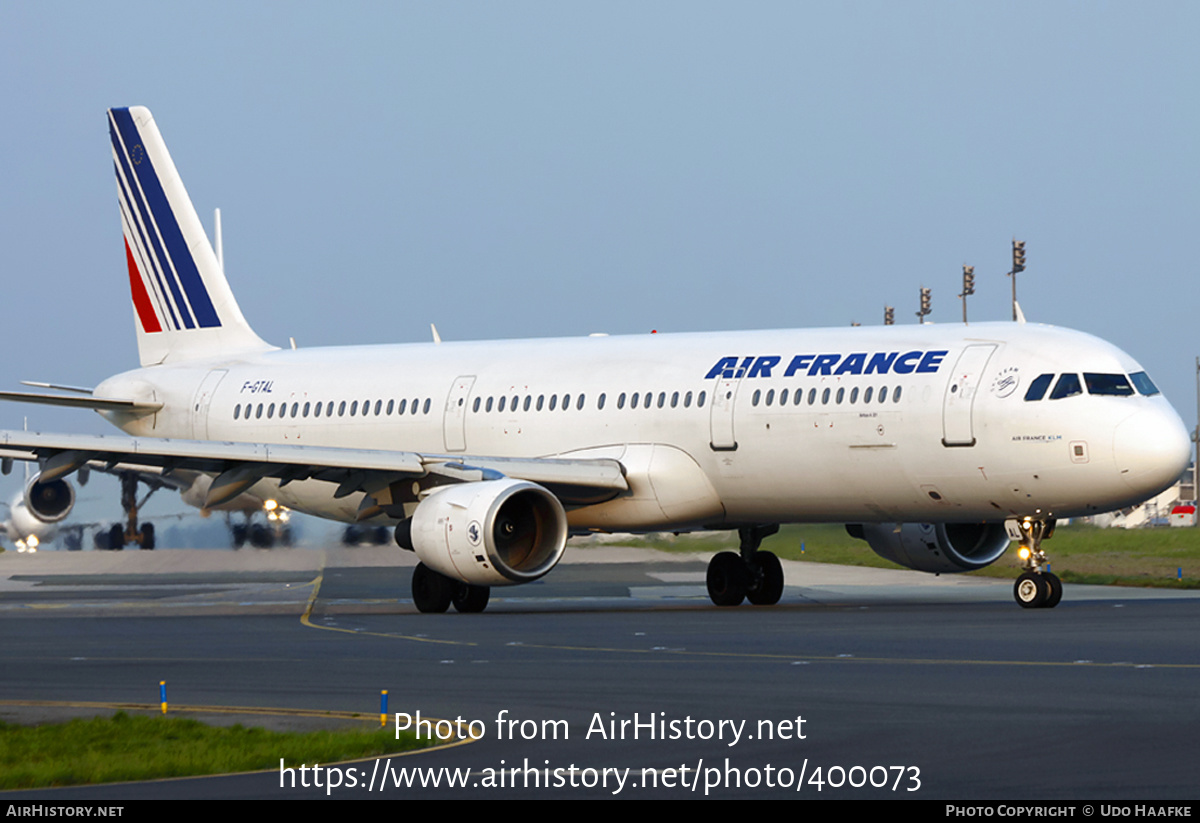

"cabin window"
[387, 399, 394, 415]
[643, 392, 652, 409]
[836, 388, 844, 404]
[618, 392, 626, 409]
[350, 401, 358, 416]
[374, 400, 382, 415]
[233, 405, 240, 420]
[697, 391, 706, 407]
[549, 394, 558, 411]
[291, 402, 298, 417]
[1130, 371, 1160, 396]
[598, 393, 607, 410]
[578, 394, 586, 410]
[304, 402, 311, 417]
[893, 386, 903, 403]
[524, 395, 532, 412]
[670, 391, 678, 408]
[630, 392, 639, 408]
[1084, 373, 1134, 396]
[684, 391, 693, 408]
[766, 389, 775, 406]
[423, 398, 431, 414]
[849, 387, 858, 404]
[778, 388, 788, 406]
[1049, 373, 1083, 400]
[1024, 373, 1054, 401]
[563, 394, 571, 411]
[863, 387, 873, 404]
[537, 394, 545, 411]
[752, 389, 761, 407]
[808, 388, 817, 405]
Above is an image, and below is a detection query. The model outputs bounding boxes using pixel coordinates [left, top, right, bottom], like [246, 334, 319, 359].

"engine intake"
[849, 522, 1010, 573]
[406, 479, 568, 587]
[24, 474, 76, 524]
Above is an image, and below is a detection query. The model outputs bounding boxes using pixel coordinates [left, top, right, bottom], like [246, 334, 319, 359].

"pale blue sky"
[1, 2, 1196, 444]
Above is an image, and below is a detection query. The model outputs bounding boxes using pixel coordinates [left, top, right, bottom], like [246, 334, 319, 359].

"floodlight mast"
[1010, 239, 1026, 321]
[959, 265, 975, 324]
[916, 287, 931, 324]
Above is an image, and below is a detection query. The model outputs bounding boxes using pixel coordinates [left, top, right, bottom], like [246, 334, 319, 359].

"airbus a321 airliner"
[0, 107, 1190, 612]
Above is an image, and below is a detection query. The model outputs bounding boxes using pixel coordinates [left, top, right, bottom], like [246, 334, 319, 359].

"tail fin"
[108, 107, 274, 366]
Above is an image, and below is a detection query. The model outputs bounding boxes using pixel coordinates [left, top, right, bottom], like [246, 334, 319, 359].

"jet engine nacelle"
[847, 522, 1011, 574]
[404, 479, 568, 587]
[24, 474, 76, 524]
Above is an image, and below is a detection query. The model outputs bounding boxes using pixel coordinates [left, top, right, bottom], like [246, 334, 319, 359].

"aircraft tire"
[1014, 572, 1047, 608]
[707, 551, 748, 606]
[452, 583, 490, 614]
[1043, 572, 1063, 609]
[412, 563, 453, 613]
[139, 522, 155, 550]
[108, 524, 125, 551]
[747, 550, 784, 605]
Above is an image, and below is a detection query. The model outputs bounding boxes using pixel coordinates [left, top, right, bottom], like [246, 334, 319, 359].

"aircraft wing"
[0, 430, 629, 513]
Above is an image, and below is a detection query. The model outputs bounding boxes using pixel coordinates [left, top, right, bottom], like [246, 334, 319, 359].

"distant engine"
[24, 474, 76, 524]
[847, 522, 1011, 574]
[398, 479, 568, 587]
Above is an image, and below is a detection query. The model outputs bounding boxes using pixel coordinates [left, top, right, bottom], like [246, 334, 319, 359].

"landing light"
[1018, 546, 1031, 560]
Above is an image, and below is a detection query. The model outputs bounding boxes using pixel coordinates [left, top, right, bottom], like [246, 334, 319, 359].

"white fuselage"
[94, 321, 1191, 532]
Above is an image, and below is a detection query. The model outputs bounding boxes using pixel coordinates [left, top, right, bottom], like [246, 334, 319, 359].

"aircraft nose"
[1112, 406, 1192, 496]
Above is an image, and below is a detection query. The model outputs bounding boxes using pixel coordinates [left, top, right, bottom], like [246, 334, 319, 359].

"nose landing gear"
[1012, 518, 1062, 609]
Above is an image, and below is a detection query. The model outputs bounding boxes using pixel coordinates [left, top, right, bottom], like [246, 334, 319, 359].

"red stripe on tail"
[125, 238, 162, 333]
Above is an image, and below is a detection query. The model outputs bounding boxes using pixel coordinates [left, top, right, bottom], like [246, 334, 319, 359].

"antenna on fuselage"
[213, 208, 224, 272]
[431, 324, 442, 344]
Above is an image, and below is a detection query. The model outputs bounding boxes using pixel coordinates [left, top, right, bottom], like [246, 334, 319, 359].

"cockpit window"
[1130, 371, 1160, 396]
[1049, 373, 1083, 400]
[1024, 373, 1054, 401]
[1084, 373, 1134, 396]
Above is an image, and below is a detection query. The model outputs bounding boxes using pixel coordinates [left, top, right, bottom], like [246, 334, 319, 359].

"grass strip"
[581, 523, 1200, 588]
[0, 711, 430, 790]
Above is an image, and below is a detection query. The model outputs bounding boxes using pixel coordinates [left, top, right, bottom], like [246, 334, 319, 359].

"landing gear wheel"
[452, 584, 491, 613]
[138, 523, 155, 550]
[707, 551, 748, 606]
[108, 524, 125, 551]
[747, 550, 784, 605]
[1043, 572, 1062, 609]
[1014, 572, 1048, 608]
[411, 563, 453, 613]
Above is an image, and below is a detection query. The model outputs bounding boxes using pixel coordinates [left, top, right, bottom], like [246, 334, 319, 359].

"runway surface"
[2, 544, 1199, 800]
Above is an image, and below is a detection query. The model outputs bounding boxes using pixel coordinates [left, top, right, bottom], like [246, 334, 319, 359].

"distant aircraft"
[0, 472, 76, 552]
[0, 106, 1190, 610]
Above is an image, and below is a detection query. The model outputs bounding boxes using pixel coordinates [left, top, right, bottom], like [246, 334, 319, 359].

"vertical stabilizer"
[108, 107, 275, 366]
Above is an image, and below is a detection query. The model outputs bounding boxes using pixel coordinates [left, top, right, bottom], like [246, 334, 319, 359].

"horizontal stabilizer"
[0, 391, 163, 413]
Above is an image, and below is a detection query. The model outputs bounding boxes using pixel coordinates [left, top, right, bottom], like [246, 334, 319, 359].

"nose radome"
[1112, 406, 1192, 496]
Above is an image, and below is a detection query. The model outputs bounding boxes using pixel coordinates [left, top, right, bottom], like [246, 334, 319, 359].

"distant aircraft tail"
[108, 107, 274, 366]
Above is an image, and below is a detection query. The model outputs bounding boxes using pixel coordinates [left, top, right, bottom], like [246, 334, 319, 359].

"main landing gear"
[1012, 518, 1062, 609]
[410, 562, 491, 614]
[706, 524, 785, 607]
[94, 472, 157, 550]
